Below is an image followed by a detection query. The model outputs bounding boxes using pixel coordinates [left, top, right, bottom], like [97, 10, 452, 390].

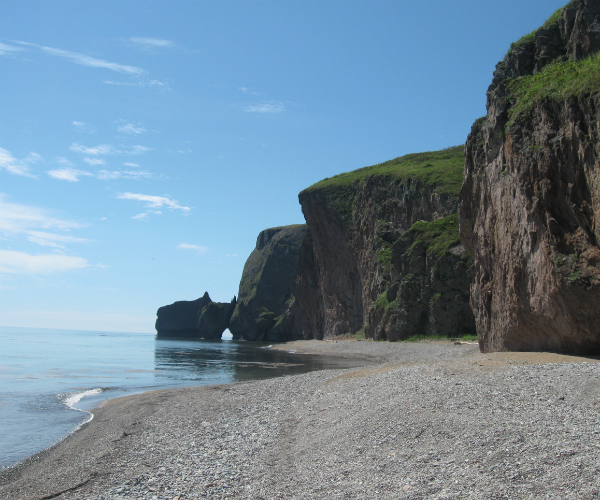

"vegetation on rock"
[302, 146, 464, 197]
[507, 51, 600, 126]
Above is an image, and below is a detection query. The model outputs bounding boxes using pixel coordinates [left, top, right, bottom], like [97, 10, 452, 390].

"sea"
[0, 325, 370, 470]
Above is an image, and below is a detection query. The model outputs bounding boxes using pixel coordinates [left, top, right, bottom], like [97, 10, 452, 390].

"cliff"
[296, 146, 475, 339]
[229, 225, 308, 341]
[460, 0, 600, 353]
[155, 292, 236, 339]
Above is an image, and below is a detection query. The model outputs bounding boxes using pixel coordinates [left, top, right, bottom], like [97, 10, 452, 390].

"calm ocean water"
[0, 326, 370, 469]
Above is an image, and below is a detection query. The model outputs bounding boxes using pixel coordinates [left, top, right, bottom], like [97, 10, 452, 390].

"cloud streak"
[103, 79, 170, 89]
[0, 42, 25, 56]
[0, 195, 86, 234]
[178, 243, 208, 253]
[0, 195, 90, 250]
[15, 41, 145, 74]
[117, 122, 146, 135]
[118, 192, 190, 218]
[244, 102, 284, 113]
[69, 143, 152, 156]
[129, 37, 174, 48]
[47, 167, 156, 182]
[0, 148, 39, 178]
[0, 249, 89, 274]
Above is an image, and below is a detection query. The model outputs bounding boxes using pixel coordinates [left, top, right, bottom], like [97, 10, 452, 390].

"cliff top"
[510, 5, 567, 52]
[302, 145, 464, 197]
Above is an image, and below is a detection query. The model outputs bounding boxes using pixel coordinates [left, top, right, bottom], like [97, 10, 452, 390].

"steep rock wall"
[368, 215, 475, 341]
[296, 147, 470, 339]
[229, 224, 308, 341]
[460, 0, 600, 353]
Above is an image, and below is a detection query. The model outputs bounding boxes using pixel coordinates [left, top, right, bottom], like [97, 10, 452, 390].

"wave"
[58, 388, 104, 427]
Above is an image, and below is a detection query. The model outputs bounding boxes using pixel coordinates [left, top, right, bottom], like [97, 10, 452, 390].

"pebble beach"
[1, 339, 600, 500]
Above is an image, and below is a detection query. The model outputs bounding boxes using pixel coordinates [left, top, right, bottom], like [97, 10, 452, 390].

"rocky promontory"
[459, 0, 600, 353]
[155, 292, 236, 339]
[229, 224, 309, 341]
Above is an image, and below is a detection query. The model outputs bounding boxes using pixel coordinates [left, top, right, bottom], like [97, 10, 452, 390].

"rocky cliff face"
[367, 214, 475, 341]
[155, 292, 236, 339]
[229, 225, 308, 341]
[296, 147, 475, 339]
[460, 0, 600, 353]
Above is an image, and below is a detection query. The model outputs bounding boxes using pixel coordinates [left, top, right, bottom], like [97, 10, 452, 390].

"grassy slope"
[301, 146, 465, 198]
[508, 51, 600, 126]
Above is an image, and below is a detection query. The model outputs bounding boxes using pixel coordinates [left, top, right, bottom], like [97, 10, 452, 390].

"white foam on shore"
[59, 388, 104, 426]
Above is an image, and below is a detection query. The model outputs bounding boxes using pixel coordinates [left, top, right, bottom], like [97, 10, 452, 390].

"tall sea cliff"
[156, 0, 600, 354]
[295, 147, 475, 340]
[460, 0, 600, 353]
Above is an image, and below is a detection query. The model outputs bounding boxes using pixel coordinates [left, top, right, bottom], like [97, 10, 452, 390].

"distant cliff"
[155, 292, 236, 339]
[295, 147, 475, 340]
[460, 0, 600, 353]
[229, 225, 308, 341]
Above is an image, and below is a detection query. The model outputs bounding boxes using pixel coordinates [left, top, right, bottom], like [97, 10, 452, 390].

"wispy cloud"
[83, 158, 105, 166]
[69, 143, 152, 156]
[56, 157, 75, 166]
[103, 79, 170, 90]
[47, 167, 156, 182]
[72, 121, 96, 133]
[244, 102, 284, 113]
[47, 168, 93, 182]
[0, 194, 89, 252]
[238, 87, 260, 96]
[70, 143, 116, 155]
[129, 37, 174, 48]
[124, 162, 139, 168]
[178, 243, 208, 253]
[14, 41, 145, 74]
[0, 42, 25, 56]
[0, 148, 39, 177]
[26, 231, 89, 248]
[97, 170, 154, 180]
[117, 122, 146, 135]
[118, 192, 190, 218]
[0, 249, 89, 274]
[0, 195, 86, 234]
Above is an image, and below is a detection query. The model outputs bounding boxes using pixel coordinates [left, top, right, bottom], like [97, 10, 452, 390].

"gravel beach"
[1, 339, 600, 500]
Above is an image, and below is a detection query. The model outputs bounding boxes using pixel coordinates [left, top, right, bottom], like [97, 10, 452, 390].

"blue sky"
[0, 0, 566, 333]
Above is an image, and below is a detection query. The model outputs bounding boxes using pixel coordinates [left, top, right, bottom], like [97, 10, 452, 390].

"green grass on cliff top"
[508, 51, 600, 125]
[509, 5, 566, 51]
[302, 145, 464, 197]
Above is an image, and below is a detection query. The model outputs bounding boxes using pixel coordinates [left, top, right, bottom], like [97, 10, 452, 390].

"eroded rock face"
[367, 215, 475, 341]
[459, 0, 600, 353]
[296, 148, 471, 340]
[155, 292, 236, 339]
[229, 225, 308, 341]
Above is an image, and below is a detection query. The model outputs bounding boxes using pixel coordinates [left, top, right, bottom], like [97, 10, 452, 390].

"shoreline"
[1, 340, 599, 499]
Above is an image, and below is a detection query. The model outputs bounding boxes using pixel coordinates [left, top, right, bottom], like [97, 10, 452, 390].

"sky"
[0, 0, 566, 333]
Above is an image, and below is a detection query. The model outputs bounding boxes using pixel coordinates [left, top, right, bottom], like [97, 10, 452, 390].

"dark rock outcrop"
[229, 225, 308, 341]
[155, 292, 236, 339]
[295, 147, 475, 340]
[459, 0, 600, 353]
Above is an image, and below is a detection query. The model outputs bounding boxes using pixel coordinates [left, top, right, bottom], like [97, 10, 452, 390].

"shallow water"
[0, 326, 372, 469]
